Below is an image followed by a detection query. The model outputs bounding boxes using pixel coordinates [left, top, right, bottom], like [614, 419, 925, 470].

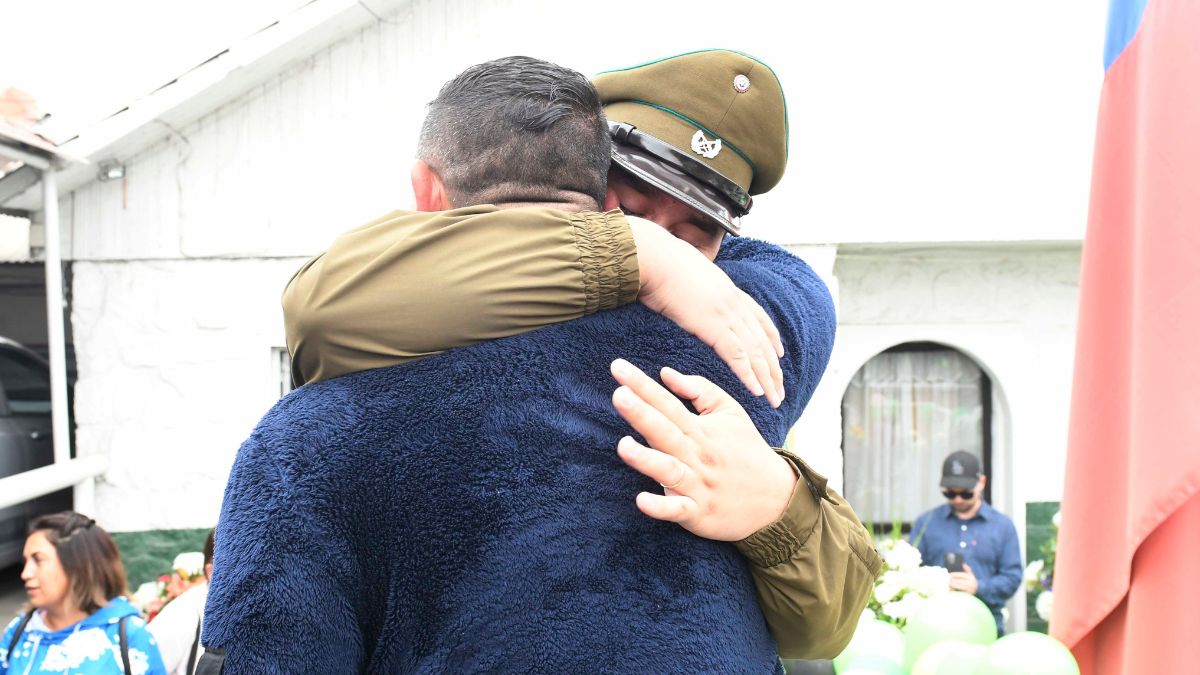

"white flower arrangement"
[868, 538, 950, 629]
[1023, 558, 1045, 588]
[129, 580, 165, 616]
[126, 549, 207, 620]
[882, 538, 923, 571]
[1035, 588, 1055, 621]
[173, 551, 206, 579]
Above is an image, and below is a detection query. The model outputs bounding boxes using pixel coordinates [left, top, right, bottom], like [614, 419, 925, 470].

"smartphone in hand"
[943, 551, 965, 573]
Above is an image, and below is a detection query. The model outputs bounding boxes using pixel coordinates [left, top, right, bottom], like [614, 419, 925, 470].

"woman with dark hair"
[0, 511, 166, 674]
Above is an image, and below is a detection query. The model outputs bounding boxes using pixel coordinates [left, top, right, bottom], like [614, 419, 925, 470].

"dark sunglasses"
[942, 489, 975, 501]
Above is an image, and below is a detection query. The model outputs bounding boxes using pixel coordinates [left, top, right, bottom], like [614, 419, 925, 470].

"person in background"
[911, 450, 1023, 634]
[149, 529, 214, 675]
[0, 511, 167, 674]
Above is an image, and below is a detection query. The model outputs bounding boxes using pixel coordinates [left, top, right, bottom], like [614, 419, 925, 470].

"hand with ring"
[609, 358, 798, 542]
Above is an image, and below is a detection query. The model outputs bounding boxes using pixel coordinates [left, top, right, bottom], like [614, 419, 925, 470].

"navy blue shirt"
[910, 501, 1023, 632]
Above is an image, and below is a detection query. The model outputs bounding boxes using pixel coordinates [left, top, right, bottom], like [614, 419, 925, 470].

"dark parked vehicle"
[0, 337, 71, 568]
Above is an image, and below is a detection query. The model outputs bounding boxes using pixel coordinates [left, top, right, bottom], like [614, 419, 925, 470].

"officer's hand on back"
[609, 359, 796, 540]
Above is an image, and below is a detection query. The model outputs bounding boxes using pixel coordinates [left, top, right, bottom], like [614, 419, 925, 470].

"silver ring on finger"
[659, 464, 686, 491]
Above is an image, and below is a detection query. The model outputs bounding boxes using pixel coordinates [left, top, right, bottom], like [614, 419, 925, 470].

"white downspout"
[40, 169, 92, 514]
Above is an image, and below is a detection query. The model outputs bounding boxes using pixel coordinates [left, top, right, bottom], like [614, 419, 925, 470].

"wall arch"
[838, 341, 1013, 529]
[791, 332, 1013, 522]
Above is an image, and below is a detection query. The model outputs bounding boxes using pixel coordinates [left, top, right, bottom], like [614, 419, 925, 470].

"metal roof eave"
[1, 0, 405, 212]
[0, 122, 76, 173]
[0, 165, 41, 207]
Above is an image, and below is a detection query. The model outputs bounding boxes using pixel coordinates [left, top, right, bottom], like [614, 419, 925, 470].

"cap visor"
[610, 142, 741, 236]
[940, 477, 978, 490]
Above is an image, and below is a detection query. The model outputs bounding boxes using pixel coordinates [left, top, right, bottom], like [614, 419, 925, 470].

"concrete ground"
[0, 563, 27, 624]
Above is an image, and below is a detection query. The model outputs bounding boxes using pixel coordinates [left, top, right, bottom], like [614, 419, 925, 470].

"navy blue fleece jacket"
[205, 237, 835, 673]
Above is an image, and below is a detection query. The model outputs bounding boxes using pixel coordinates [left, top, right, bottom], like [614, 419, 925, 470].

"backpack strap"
[5, 609, 35, 660]
[187, 619, 202, 675]
[118, 615, 132, 675]
[194, 647, 225, 675]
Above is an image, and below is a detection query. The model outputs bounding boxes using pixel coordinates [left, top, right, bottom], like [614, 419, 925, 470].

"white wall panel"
[71, 258, 304, 530]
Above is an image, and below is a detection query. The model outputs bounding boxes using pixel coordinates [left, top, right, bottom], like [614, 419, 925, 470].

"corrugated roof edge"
[2, 0, 407, 212]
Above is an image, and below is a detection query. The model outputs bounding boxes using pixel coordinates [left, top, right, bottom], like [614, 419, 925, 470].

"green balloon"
[833, 619, 905, 672]
[974, 631, 1080, 675]
[902, 592, 997, 670]
[839, 655, 905, 675]
[910, 639, 988, 675]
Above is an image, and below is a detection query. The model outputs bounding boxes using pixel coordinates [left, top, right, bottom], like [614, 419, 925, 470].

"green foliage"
[111, 528, 211, 587]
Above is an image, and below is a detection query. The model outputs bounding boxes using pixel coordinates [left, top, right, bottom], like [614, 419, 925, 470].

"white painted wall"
[70, 259, 302, 529]
[53, 0, 1100, 530]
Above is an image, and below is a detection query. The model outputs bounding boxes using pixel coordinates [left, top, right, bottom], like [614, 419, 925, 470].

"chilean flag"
[1050, 1, 1200, 673]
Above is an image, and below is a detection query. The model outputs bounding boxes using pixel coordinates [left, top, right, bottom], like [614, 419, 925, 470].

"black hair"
[203, 527, 216, 566]
[418, 56, 610, 208]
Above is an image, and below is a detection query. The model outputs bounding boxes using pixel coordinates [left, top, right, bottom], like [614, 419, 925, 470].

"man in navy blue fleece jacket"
[202, 54, 878, 673]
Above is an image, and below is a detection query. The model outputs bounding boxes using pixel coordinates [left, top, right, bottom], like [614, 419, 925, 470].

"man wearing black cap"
[911, 450, 1024, 634]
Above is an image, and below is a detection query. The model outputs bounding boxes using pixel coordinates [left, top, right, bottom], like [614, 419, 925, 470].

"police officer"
[594, 50, 879, 657]
[595, 48, 788, 258]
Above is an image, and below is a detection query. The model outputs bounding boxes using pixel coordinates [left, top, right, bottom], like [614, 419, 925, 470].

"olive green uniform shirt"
[282, 206, 881, 658]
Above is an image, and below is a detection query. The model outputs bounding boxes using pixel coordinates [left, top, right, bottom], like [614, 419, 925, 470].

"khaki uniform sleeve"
[735, 450, 883, 660]
[283, 206, 639, 386]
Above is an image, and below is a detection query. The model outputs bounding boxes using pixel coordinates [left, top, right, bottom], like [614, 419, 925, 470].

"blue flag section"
[1103, 0, 1151, 70]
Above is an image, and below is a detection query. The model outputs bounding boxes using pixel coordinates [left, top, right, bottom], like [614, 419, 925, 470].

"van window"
[0, 348, 51, 414]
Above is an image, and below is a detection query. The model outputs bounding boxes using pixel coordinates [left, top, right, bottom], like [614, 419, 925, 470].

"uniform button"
[961, 524, 968, 531]
[960, 541, 967, 549]
[733, 74, 751, 93]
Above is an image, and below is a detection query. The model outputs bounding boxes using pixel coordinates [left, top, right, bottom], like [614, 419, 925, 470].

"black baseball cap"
[940, 450, 982, 490]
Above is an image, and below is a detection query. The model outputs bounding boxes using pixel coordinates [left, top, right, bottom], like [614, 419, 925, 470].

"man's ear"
[602, 186, 621, 211]
[411, 160, 452, 211]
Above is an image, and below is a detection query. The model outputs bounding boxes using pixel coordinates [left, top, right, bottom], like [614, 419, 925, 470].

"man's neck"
[492, 200, 593, 212]
[460, 185, 600, 213]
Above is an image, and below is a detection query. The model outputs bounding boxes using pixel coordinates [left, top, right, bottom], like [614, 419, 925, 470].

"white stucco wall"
[52, 0, 1101, 530]
[70, 259, 303, 529]
[790, 243, 1080, 539]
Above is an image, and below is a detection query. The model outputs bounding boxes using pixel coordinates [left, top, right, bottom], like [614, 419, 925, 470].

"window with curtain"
[842, 345, 991, 529]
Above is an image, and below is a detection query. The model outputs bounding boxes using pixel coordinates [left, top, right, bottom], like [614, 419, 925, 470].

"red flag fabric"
[1050, 1, 1200, 673]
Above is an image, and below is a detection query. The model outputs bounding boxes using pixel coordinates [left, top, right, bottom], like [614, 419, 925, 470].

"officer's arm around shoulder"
[282, 208, 639, 385]
[735, 454, 882, 659]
